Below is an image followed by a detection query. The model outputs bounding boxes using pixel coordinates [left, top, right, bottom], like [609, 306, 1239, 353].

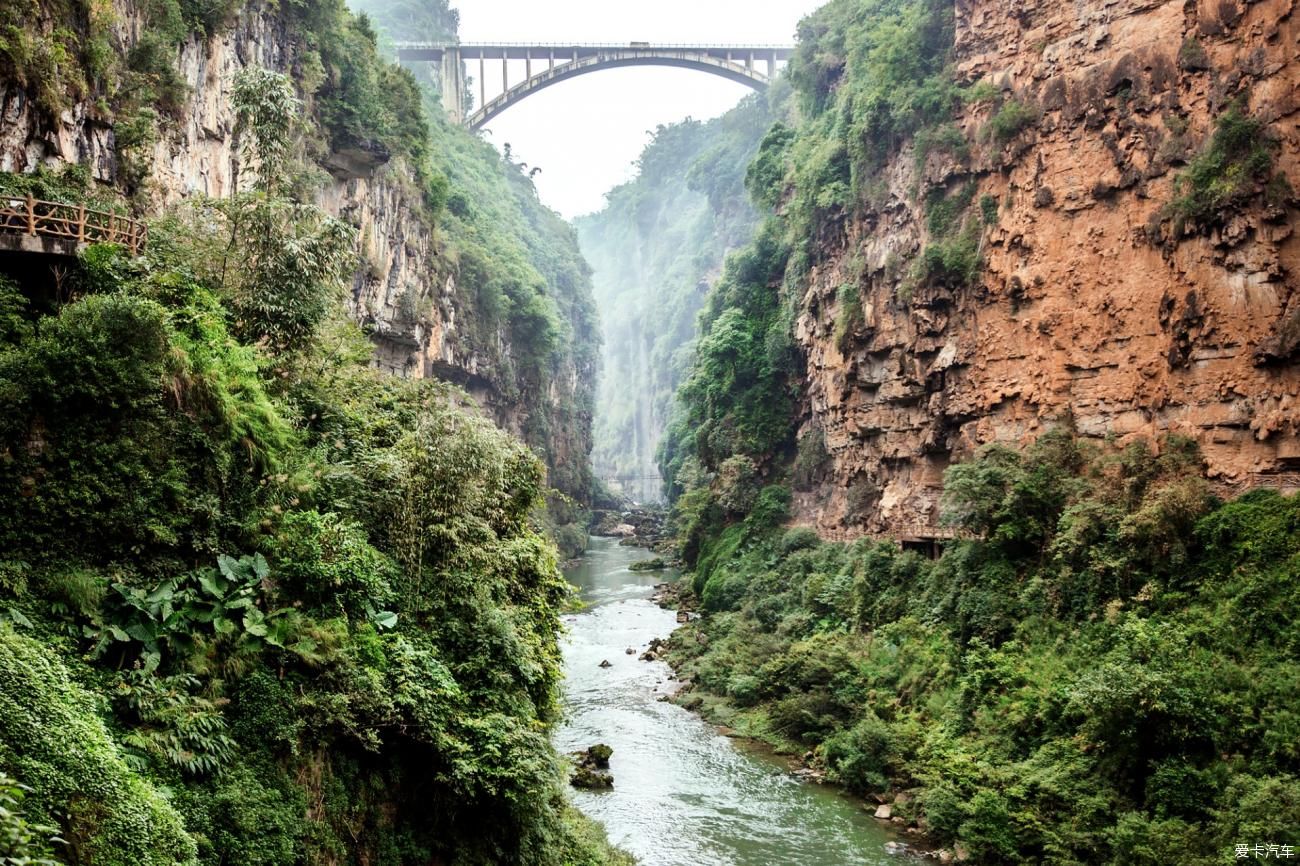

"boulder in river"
[874, 803, 893, 820]
[598, 659, 612, 668]
[569, 744, 615, 789]
[571, 764, 613, 789]
[586, 743, 612, 767]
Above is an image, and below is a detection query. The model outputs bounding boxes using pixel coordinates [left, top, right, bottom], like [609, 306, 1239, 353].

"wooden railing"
[1210, 472, 1300, 499]
[811, 523, 976, 544]
[0, 195, 146, 254]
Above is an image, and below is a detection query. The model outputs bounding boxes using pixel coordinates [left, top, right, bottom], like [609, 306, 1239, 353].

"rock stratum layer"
[796, 0, 1300, 537]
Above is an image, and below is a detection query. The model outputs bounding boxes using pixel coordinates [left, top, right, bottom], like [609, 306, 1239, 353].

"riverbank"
[650, 580, 955, 863]
[559, 536, 900, 866]
[664, 662, 954, 862]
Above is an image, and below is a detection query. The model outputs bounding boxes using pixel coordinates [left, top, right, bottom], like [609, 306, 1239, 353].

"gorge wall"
[794, 0, 1300, 537]
[0, 0, 596, 509]
[576, 101, 768, 503]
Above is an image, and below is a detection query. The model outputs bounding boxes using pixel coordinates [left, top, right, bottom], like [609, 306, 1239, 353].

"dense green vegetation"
[670, 432, 1300, 863]
[0, 45, 624, 866]
[575, 99, 770, 502]
[778, 0, 960, 226]
[1, 0, 598, 520]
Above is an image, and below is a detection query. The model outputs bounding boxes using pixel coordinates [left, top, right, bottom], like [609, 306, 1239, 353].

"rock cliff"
[0, 1, 595, 505]
[795, 0, 1300, 536]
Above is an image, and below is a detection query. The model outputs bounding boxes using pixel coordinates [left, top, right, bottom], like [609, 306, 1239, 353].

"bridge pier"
[440, 48, 465, 124]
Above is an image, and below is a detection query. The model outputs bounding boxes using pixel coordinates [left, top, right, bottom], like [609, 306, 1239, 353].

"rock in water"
[874, 803, 893, 820]
[571, 765, 614, 788]
[598, 659, 612, 668]
[570, 744, 615, 788]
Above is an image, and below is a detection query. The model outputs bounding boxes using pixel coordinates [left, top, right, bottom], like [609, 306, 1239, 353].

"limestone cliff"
[0, 0, 595, 506]
[795, 0, 1300, 537]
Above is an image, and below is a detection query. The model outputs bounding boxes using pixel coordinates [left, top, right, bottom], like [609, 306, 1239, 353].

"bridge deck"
[396, 42, 794, 62]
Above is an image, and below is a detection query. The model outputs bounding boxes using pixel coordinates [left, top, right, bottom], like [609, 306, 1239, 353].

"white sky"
[452, 0, 825, 218]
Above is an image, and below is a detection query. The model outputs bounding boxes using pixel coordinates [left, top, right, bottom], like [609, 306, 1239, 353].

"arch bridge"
[395, 42, 794, 130]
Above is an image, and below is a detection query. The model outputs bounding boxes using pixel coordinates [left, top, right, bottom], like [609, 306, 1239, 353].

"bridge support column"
[440, 47, 465, 124]
[479, 55, 486, 112]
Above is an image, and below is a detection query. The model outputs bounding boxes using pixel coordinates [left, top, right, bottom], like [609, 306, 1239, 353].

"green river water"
[557, 536, 904, 866]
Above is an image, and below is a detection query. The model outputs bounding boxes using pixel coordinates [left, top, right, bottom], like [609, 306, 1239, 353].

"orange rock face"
[793, 0, 1300, 537]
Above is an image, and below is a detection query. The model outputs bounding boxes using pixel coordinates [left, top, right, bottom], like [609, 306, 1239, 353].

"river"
[557, 535, 901, 866]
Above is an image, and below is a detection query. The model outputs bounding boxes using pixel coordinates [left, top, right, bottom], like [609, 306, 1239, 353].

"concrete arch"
[467, 52, 769, 130]
[393, 43, 793, 129]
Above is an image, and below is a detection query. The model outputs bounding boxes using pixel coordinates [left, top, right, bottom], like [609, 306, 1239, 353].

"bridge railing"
[0, 195, 146, 255]
[396, 41, 796, 50]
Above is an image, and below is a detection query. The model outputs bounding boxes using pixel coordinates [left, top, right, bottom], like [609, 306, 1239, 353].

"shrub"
[987, 99, 1037, 142]
[1177, 36, 1209, 71]
[702, 567, 749, 613]
[0, 771, 64, 866]
[1163, 102, 1278, 235]
[746, 485, 792, 534]
[959, 790, 1020, 861]
[916, 224, 982, 287]
[0, 627, 197, 866]
[980, 193, 999, 225]
[746, 123, 795, 209]
[716, 455, 760, 515]
[781, 527, 823, 554]
[822, 714, 895, 793]
[268, 510, 398, 619]
[834, 283, 863, 351]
